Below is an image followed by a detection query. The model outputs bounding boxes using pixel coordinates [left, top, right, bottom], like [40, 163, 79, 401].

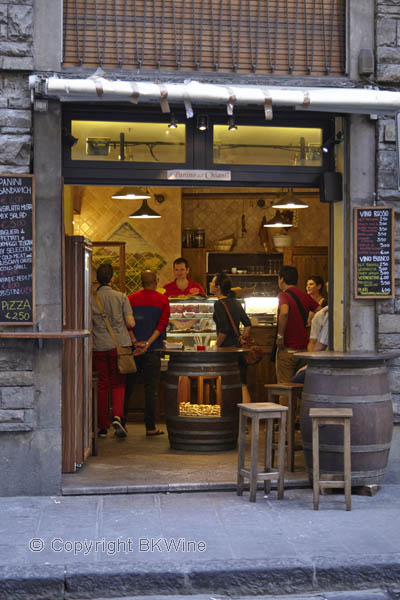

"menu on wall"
[354, 206, 394, 299]
[0, 175, 35, 324]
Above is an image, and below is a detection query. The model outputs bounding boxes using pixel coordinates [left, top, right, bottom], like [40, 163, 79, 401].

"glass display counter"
[166, 297, 216, 348]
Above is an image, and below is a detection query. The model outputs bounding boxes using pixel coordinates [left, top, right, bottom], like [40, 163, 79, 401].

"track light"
[197, 115, 208, 131]
[322, 131, 343, 153]
[228, 117, 237, 131]
[168, 114, 178, 129]
[129, 199, 161, 219]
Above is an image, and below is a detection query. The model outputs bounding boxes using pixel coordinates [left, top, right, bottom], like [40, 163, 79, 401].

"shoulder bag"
[94, 293, 137, 374]
[220, 300, 264, 366]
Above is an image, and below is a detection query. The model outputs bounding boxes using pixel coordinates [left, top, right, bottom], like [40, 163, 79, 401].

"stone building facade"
[376, 0, 400, 421]
[0, 0, 400, 494]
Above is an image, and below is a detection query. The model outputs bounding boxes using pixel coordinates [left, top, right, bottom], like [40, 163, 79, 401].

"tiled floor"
[62, 422, 309, 495]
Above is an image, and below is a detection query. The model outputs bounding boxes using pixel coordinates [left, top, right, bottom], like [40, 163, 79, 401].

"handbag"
[94, 293, 137, 374]
[220, 300, 264, 366]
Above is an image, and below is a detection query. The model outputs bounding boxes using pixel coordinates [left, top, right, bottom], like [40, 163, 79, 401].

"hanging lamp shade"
[272, 189, 308, 209]
[263, 210, 293, 228]
[129, 198, 161, 219]
[112, 186, 151, 200]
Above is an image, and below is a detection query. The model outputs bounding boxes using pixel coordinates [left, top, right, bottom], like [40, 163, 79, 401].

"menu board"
[0, 175, 35, 324]
[354, 206, 394, 299]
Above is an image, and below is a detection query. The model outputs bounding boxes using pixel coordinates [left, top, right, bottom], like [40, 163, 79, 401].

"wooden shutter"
[63, 0, 345, 76]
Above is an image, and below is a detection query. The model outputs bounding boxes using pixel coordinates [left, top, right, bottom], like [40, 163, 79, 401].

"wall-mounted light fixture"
[197, 115, 208, 131]
[168, 114, 178, 129]
[322, 131, 343, 153]
[112, 187, 151, 200]
[263, 210, 293, 228]
[62, 127, 79, 148]
[272, 189, 309, 209]
[129, 199, 161, 219]
[228, 116, 237, 131]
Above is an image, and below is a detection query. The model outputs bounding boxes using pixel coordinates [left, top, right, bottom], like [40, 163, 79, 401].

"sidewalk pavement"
[1, 482, 400, 600]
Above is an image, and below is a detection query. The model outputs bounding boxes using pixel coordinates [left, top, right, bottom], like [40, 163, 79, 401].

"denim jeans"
[124, 352, 161, 431]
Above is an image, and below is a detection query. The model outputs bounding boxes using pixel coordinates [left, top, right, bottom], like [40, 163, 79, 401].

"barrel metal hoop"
[167, 369, 238, 377]
[164, 382, 241, 391]
[167, 416, 233, 422]
[307, 366, 387, 377]
[302, 392, 392, 404]
[168, 428, 236, 437]
[303, 441, 391, 453]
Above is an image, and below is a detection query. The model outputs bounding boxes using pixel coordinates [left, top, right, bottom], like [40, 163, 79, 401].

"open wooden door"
[62, 236, 93, 473]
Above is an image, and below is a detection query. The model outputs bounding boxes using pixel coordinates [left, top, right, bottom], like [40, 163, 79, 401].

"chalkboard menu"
[0, 174, 35, 324]
[354, 206, 394, 299]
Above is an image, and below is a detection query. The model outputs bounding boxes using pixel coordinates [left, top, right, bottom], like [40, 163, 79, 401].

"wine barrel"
[164, 349, 242, 452]
[300, 359, 393, 486]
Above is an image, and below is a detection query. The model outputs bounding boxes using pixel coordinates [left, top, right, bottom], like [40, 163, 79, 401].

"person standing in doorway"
[276, 265, 319, 383]
[124, 270, 170, 436]
[164, 257, 205, 297]
[92, 263, 135, 439]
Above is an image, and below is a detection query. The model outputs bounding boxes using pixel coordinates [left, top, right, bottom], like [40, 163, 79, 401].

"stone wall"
[376, 0, 400, 420]
[0, 0, 32, 174]
[0, 1, 60, 495]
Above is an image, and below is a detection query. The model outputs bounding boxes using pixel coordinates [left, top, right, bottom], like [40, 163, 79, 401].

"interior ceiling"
[181, 187, 320, 199]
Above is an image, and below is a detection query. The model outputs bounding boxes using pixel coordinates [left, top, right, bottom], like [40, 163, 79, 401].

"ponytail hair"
[214, 273, 235, 297]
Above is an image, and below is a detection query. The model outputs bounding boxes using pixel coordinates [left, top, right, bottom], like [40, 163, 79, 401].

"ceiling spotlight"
[272, 189, 309, 209]
[129, 199, 161, 219]
[168, 114, 178, 129]
[112, 187, 151, 200]
[197, 115, 208, 131]
[62, 127, 79, 148]
[263, 210, 293, 228]
[228, 117, 237, 131]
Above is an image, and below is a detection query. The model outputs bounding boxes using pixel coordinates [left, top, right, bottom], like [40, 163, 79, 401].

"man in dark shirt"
[276, 265, 319, 383]
[124, 270, 170, 436]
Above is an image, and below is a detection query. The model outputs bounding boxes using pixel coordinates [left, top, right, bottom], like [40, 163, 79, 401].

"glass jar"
[192, 228, 205, 248]
[182, 228, 194, 248]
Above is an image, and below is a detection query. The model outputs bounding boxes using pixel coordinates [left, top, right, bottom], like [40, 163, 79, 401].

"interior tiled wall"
[182, 189, 329, 252]
[70, 185, 182, 293]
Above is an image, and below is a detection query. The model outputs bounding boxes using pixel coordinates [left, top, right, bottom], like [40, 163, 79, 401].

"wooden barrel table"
[161, 348, 243, 452]
[296, 351, 398, 487]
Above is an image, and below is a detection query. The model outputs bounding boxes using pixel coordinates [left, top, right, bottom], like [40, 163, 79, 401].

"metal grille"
[63, 0, 346, 75]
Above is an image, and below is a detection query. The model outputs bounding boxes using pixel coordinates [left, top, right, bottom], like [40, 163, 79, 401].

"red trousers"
[93, 349, 126, 429]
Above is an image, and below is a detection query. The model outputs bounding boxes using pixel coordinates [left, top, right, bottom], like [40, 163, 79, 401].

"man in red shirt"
[276, 265, 319, 383]
[164, 257, 205, 297]
[124, 270, 170, 436]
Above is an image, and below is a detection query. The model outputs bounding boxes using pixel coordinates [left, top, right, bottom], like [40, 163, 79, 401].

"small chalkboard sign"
[354, 206, 394, 299]
[0, 174, 35, 324]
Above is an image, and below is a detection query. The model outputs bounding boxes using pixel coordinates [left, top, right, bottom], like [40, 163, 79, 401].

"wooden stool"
[264, 383, 303, 472]
[310, 407, 353, 511]
[237, 402, 288, 502]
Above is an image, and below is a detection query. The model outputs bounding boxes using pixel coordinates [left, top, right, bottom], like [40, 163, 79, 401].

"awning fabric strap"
[264, 95, 273, 120]
[130, 82, 140, 104]
[159, 84, 170, 113]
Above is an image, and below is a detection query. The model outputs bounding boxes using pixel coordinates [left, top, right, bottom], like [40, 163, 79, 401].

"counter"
[160, 348, 243, 452]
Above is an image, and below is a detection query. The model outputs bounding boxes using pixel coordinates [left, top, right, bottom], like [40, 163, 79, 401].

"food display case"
[166, 297, 217, 348]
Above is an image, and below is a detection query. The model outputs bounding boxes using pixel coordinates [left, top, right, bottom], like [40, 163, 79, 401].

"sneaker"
[112, 416, 127, 439]
[98, 428, 108, 438]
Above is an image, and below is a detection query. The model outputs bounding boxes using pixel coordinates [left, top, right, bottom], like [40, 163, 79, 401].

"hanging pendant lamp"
[112, 187, 151, 200]
[129, 198, 161, 219]
[272, 189, 308, 210]
[263, 210, 293, 228]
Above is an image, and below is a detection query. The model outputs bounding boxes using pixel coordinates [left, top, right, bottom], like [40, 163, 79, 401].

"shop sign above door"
[166, 169, 231, 181]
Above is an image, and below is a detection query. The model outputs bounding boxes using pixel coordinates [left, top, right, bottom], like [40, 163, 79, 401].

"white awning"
[29, 75, 400, 116]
